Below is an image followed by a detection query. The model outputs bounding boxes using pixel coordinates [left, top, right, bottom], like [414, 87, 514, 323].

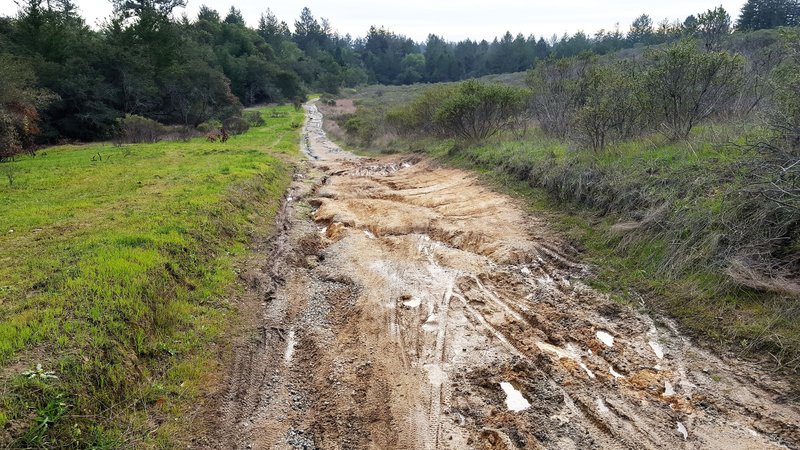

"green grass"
[0, 105, 303, 447]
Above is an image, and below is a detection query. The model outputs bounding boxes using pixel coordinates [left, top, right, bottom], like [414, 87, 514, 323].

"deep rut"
[196, 102, 800, 449]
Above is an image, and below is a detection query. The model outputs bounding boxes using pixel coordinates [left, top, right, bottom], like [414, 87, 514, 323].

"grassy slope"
[0, 105, 303, 447]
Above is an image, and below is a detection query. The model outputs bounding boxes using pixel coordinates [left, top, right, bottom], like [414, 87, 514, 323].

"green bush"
[197, 119, 222, 133]
[643, 39, 745, 139]
[573, 62, 645, 151]
[223, 117, 250, 135]
[343, 114, 378, 145]
[116, 114, 166, 143]
[386, 84, 457, 135]
[386, 81, 530, 143]
[243, 111, 265, 127]
[433, 80, 530, 142]
[319, 94, 337, 106]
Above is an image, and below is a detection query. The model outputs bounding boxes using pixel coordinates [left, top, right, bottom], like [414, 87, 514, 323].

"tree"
[257, 9, 289, 50]
[628, 14, 654, 45]
[196, 5, 219, 22]
[112, 0, 186, 18]
[643, 39, 744, 139]
[737, 0, 800, 30]
[0, 54, 53, 159]
[223, 6, 244, 26]
[398, 53, 425, 84]
[697, 6, 731, 50]
[683, 15, 699, 34]
[293, 7, 324, 53]
[424, 34, 458, 82]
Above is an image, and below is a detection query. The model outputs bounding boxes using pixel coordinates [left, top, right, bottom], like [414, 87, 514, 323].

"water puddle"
[649, 341, 665, 359]
[677, 421, 688, 440]
[422, 314, 439, 332]
[402, 297, 421, 308]
[596, 397, 610, 414]
[536, 342, 596, 379]
[579, 363, 596, 379]
[283, 328, 296, 365]
[596, 330, 615, 347]
[536, 341, 574, 359]
[500, 382, 531, 412]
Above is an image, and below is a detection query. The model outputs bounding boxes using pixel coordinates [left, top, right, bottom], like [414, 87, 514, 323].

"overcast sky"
[0, 0, 746, 42]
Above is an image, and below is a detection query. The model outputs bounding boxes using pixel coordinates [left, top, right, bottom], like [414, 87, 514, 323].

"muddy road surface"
[197, 102, 800, 449]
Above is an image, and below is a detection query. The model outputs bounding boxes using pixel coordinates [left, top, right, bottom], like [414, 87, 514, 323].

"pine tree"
[737, 0, 800, 30]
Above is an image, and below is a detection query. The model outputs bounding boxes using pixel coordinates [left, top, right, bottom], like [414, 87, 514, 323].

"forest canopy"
[1, 0, 800, 147]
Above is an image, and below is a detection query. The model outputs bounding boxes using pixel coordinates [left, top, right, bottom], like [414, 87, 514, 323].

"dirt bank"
[195, 101, 800, 449]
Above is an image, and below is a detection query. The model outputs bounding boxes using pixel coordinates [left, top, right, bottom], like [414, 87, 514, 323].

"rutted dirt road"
[196, 102, 800, 449]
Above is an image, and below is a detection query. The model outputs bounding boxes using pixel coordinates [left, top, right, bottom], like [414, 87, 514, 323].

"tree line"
[1, 0, 800, 151]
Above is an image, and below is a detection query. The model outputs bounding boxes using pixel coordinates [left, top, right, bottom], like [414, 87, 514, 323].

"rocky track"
[196, 101, 800, 450]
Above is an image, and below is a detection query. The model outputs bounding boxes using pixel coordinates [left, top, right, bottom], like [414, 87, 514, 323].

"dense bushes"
[525, 39, 747, 149]
[572, 62, 644, 151]
[116, 114, 166, 143]
[243, 111, 266, 127]
[730, 27, 800, 289]
[643, 40, 745, 139]
[197, 119, 223, 133]
[387, 81, 530, 142]
[224, 116, 250, 135]
[0, 54, 51, 160]
[434, 81, 530, 141]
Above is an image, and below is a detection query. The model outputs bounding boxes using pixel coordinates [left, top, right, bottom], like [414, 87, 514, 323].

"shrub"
[433, 80, 530, 142]
[319, 94, 337, 106]
[526, 56, 590, 138]
[573, 62, 645, 151]
[386, 81, 530, 143]
[223, 116, 250, 135]
[387, 84, 457, 135]
[243, 111, 265, 127]
[0, 54, 52, 160]
[343, 114, 378, 145]
[116, 114, 166, 143]
[643, 39, 745, 140]
[197, 119, 222, 133]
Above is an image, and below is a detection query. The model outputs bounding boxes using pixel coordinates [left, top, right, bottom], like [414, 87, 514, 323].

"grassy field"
[0, 105, 303, 447]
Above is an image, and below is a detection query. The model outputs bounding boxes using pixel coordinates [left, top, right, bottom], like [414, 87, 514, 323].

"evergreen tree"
[223, 7, 245, 26]
[697, 6, 731, 49]
[628, 14, 654, 45]
[737, 0, 800, 30]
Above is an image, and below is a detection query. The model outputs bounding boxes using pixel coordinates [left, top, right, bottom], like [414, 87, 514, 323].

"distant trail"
[198, 101, 800, 449]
